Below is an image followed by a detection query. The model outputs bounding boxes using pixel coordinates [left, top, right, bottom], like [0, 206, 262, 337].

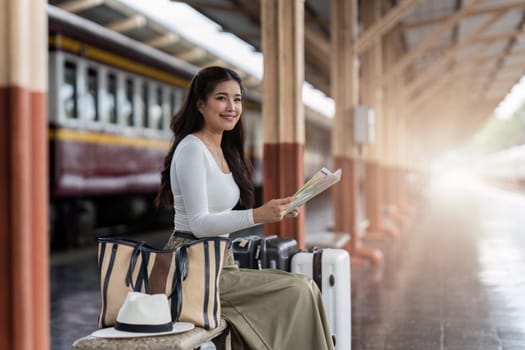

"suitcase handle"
[258, 235, 280, 269]
[312, 249, 323, 292]
[260, 237, 268, 269]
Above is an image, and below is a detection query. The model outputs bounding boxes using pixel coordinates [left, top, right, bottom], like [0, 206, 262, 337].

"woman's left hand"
[284, 207, 300, 218]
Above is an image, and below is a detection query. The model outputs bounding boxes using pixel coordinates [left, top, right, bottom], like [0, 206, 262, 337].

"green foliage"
[468, 102, 525, 154]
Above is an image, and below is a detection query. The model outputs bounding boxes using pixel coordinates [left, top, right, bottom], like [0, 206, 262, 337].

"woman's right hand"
[252, 197, 296, 224]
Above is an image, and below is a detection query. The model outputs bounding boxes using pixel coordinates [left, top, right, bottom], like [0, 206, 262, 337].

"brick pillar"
[331, 0, 383, 264]
[331, 0, 359, 240]
[0, 1, 49, 349]
[360, 0, 385, 234]
[261, 0, 306, 247]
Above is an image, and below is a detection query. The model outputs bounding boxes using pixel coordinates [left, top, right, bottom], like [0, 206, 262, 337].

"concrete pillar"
[261, 0, 306, 246]
[0, 1, 49, 350]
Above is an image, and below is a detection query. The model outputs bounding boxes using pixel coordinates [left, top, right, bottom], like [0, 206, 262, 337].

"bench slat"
[72, 319, 228, 350]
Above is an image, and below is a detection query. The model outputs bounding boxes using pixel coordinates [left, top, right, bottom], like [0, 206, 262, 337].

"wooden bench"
[305, 231, 351, 249]
[72, 319, 230, 350]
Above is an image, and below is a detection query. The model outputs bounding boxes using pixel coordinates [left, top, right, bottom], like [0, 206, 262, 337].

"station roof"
[183, 0, 525, 101]
[50, 0, 525, 107]
[181, 0, 525, 153]
[49, 0, 525, 154]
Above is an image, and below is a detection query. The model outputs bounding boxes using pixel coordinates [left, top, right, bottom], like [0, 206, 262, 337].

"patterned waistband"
[174, 231, 198, 240]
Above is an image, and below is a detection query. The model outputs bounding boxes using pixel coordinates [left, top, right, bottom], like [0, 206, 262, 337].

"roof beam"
[434, 27, 525, 55]
[455, 47, 525, 69]
[485, 89, 513, 99]
[243, 75, 261, 89]
[405, 67, 458, 118]
[476, 7, 525, 100]
[59, 0, 105, 13]
[433, 27, 525, 51]
[305, 25, 330, 58]
[201, 58, 227, 68]
[305, 2, 330, 34]
[145, 33, 181, 48]
[486, 80, 520, 92]
[455, 63, 502, 76]
[106, 14, 147, 32]
[178, 0, 245, 13]
[407, 64, 495, 122]
[305, 68, 329, 95]
[464, 74, 519, 88]
[402, 16, 446, 30]
[494, 62, 525, 76]
[403, 9, 509, 100]
[354, 0, 421, 54]
[176, 47, 207, 61]
[303, 26, 332, 93]
[456, 27, 525, 98]
[476, 27, 525, 46]
[218, 28, 259, 39]
[463, 67, 525, 89]
[383, 0, 483, 86]
[402, 1, 525, 29]
[182, 0, 261, 44]
[471, 68, 525, 101]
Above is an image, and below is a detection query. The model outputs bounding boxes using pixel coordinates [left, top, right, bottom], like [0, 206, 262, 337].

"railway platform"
[5, 1, 525, 349]
[52, 180, 525, 350]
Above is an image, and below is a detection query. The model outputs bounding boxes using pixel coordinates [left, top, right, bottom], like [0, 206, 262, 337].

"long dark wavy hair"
[155, 66, 254, 209]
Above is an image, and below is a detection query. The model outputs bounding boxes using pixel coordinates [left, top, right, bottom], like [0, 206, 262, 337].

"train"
[47, 6, 332, 249]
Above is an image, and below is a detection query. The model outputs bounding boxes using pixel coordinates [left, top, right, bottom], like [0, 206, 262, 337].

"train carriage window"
[150, 86, 163, 130]
[162, 87, 171, 131]
[86, 68, 99, 122]
[170, 90, 177, 118]
[107, 73, 118, 124]
[142, 82, 149, 128]
[123, 78, 134, 126]
[170, 88, 182, 116]
[62, 61, 77, 120]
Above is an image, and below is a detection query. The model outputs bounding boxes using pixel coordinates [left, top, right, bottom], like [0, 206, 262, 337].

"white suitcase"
[291, 249, 351, 350]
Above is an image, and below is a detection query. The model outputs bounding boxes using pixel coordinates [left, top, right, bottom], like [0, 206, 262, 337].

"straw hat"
[92, 292, 194, 338]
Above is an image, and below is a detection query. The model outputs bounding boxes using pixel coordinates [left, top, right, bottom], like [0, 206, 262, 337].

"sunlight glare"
[432, 167, 481, 189]
[494, 75, 525, 120]
[430, 156, 485, 193]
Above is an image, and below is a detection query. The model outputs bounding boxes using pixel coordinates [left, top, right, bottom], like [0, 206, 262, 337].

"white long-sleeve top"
[171, 134, 256, 237]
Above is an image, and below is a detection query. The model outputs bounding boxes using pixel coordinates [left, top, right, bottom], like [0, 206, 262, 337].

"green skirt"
[165, 233, 335, 350]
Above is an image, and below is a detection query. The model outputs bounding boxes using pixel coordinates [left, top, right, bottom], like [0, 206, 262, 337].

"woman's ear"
[196, 100, 204, 113]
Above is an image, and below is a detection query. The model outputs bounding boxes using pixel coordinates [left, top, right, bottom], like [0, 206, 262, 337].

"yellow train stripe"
[49, 129, 171, 149]
[49, 35, 189, 88]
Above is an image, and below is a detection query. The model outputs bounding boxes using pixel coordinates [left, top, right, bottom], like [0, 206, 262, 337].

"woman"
[156, 66, 334, 350]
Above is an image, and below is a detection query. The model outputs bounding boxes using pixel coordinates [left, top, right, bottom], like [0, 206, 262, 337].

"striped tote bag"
[175, 238, 230, 330]
[97, 237, 230, 330]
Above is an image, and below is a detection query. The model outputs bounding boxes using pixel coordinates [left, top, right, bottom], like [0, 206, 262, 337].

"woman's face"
[198, 79, 242, 133]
